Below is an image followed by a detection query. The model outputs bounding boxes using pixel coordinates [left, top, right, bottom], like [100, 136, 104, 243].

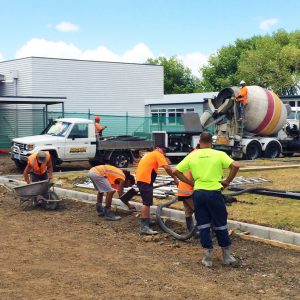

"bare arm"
[163, 165, 179, 185]
[221, 161, 240, 188]
[23, 164, 32, 184]
[173, 169, 194, 187]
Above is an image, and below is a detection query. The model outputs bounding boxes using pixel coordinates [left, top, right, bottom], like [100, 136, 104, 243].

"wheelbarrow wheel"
[42, 191, 59, 210]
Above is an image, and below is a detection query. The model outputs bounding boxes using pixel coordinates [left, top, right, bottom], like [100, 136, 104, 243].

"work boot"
[202, 248, 213, 268]
[140, 219, 158, 235]
[222, 246, 238, 267]
[96, 203, 104, 217]
[103, 207, 121, 221]
[148, 219, 156, 227]
[185, 217, 194, 232]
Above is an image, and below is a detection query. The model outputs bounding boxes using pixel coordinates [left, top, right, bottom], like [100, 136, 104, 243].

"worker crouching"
[89, 165, 136, 221]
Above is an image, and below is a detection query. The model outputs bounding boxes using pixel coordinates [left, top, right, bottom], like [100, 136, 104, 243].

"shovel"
[120, 181, 175, 205]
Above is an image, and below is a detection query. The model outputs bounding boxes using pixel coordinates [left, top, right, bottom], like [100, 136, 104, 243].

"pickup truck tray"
[96, 139, 154, 150]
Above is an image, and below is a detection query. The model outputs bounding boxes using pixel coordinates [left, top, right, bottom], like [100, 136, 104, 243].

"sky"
[0, 0, 299, 77]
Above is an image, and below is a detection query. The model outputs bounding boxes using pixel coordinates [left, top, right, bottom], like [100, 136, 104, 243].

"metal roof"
[144, 92, 218, 105]
[0, 96, 66, 105]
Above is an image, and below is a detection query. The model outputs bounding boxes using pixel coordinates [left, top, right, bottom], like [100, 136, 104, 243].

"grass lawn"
[54, 159, 300, 233]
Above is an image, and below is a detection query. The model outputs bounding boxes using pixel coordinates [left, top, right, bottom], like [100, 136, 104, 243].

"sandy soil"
[1, 153, 300, 299]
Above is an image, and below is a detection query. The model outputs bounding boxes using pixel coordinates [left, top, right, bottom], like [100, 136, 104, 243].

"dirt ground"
[0, 154, 300, 299]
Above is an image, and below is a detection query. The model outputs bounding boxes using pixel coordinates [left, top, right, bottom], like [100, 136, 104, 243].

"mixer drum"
[215, 85, 287, 136]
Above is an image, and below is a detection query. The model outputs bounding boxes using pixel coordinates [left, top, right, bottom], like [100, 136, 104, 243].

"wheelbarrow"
[13, 180, 61, 210]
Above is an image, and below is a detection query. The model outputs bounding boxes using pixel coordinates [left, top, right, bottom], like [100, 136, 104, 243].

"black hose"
[156, 187, 297, 241]
[156, 197, 197, 241]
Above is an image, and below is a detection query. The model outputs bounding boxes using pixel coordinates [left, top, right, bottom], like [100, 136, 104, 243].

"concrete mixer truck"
[200, 85, 300, 159]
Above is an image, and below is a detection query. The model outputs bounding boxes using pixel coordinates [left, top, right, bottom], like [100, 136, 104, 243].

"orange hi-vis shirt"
[135, 150, 168, 184]
[90, 165, 125, 188]
[238, 86, 248, 103]
[27, 151, 51, 175]
[177, 170, 194, 197]
[95, 122, 106, 137]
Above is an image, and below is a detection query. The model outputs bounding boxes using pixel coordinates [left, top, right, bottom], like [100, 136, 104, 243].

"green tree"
[200, 29, 300, 95]
[146, 56, 201, 94]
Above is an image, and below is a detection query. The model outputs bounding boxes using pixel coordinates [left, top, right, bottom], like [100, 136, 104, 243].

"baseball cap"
[240, 80, 246, 85]
[37, 151, 47, 163]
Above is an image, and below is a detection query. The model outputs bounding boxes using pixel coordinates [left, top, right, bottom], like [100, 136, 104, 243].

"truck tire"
[14, 160, 27, 171]
[263, 141, 281, 158]
[245, 141, 262, 160]
[50, 153, 58, 172]
[110, 151, 129, 168]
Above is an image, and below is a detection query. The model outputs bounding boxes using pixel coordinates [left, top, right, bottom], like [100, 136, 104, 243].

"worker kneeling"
[24, 150, 53, 184]
[89, 165, 136, 221]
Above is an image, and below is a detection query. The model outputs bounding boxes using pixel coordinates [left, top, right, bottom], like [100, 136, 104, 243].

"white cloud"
[16, 39, 82, 59]
[15, 38, 208, 77]
[178, 52, 209, 77]
[259, 18, 278, 31]
[0, 51, 4, 61]
[55, 21, 79, 32]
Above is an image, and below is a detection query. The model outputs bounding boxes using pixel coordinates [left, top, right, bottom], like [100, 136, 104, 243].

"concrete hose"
[156, 188, 276, 241]
[156, 197, 197, 241]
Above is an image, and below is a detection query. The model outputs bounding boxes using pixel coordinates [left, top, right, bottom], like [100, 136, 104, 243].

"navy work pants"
[193, 190, 231, 249]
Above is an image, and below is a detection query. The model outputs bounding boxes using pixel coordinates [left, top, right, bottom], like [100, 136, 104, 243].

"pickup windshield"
[45, 121, 71, 137]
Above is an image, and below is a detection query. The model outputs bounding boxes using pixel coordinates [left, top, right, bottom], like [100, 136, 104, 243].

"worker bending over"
[136, 146, 179, 235]
[174, 132, 240, 268]
[236, 80, 248, 121]
[89, 165, 136, 221]
[24, 151, 53, 184]
[94, 116, 107, 137]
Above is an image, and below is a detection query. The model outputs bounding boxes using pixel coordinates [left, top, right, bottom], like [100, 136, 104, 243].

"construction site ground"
[0, 153, 300, 299]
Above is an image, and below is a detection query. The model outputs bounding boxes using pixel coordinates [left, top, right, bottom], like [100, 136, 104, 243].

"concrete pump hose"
[156, 197, 197, 241]
[156, 188, 270, 241]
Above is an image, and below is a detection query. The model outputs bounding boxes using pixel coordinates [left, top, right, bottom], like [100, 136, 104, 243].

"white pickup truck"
[11, 118, 154, 169]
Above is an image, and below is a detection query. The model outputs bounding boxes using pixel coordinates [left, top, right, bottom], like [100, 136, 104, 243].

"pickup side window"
[69, 124, 88, 139]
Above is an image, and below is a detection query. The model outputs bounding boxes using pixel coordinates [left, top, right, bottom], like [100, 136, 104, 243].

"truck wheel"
[50, 153, 58, 172]
[14, 160, 27, 171]
[263, 141, 281, 158]
[245, 141, 262, 160]
[110, 152, 129, 168]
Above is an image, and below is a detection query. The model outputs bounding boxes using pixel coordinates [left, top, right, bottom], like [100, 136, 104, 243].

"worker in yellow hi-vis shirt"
[174, 132, 240, 268]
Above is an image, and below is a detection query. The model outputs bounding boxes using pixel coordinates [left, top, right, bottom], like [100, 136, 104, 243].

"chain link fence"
[1, 109, 195, 150]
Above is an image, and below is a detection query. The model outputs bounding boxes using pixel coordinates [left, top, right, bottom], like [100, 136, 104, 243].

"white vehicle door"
[65, 123, 94, 160]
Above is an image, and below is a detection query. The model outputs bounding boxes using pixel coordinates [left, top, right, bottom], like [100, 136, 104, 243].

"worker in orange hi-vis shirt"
[236, 80, 248, 121]
[135, 146, 179, 235]
[94, 116, 107, 137]
[89, 165, 136, 221]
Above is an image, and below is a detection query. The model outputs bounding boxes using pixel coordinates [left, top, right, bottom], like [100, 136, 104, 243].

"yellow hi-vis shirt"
[176, 148, 233, 191]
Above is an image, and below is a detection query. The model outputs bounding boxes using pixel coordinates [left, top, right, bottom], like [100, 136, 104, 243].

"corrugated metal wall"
[30, 57, 163, 116]
[0, 108, 45, 149]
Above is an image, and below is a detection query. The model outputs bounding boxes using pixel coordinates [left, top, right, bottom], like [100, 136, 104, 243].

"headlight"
[25, 144, 35, 151]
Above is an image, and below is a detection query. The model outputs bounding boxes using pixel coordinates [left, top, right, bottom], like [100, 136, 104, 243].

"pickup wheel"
[50, 153, 58, 172]
[263, 141, 281, 158]
[14, 160, 27, 171]
[110, 152, 129, 168]
[245, 141, 262, 160]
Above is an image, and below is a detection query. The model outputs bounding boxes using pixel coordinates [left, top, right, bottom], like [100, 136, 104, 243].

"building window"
[151, 107, 195, 125]
[151, 109, 166, 125]
[186, 108, 195, 113]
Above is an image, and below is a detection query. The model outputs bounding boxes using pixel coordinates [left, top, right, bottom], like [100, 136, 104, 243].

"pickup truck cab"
[11, 118, 154, 169]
